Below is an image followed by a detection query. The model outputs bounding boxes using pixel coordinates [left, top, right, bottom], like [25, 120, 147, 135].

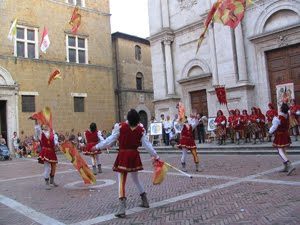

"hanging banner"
[276, 83, 294, 108]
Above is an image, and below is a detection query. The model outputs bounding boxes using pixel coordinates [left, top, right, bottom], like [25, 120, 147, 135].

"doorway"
[190, 90, 208, 116]
[139, 110, 148, 131]
[0, 101, 7, 143]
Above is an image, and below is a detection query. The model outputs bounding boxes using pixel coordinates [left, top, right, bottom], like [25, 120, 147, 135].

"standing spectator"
[196, 113, 207, 144]
[160, 114, 166, 145]
[11, 131, 19, 157]
[77, 132, 85, 151]
[163, 115, 173, 146]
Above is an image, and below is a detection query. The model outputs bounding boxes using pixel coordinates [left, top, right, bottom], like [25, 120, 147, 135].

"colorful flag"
[48, 69, 61, 86]
[8, 18, 18, 41]
[153, 160, 169, 185]
[215, 86, 227, 105]
[30, 106, 53, 129]
[69, 7, 81, 34]
[177, 102, 186, 123]
[213, 0, 247, 29]
[60, 141, 96, 185]
[40, 27, 50, 53]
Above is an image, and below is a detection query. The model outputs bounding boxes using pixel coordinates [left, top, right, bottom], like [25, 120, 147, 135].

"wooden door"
[190, 90, 208, 116]
[266, 43, 300, 107]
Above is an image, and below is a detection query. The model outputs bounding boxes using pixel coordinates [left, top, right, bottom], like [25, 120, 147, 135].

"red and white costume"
[215, 110, 227, 138]
[83, 130, 103, 155]
[270, 114, 291, 148]
[95, 122, 158, 198]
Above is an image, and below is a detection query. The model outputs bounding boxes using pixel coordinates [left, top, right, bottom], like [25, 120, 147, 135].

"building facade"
[148, 0, 300, 119]
[0, 0, 116, 150]
[112, 32, 154, 131]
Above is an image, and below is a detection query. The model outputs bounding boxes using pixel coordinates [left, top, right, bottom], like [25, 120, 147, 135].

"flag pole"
[165, 162, 193, 178]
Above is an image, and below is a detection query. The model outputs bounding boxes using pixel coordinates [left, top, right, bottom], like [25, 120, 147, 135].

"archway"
[139, 110, 148, 131]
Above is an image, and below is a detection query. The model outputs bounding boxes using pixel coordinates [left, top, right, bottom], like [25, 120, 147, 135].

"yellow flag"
[8, 18, 17, 41]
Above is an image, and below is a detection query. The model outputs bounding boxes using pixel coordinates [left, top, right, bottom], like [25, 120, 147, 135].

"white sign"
[207, 117, 216, 131]
[150, 123, 162, 135]
[173, 121, 183, 134]
[276, 83, 294, 108]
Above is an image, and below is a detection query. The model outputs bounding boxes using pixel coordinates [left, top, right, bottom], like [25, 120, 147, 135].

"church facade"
[148, 0, 300, 119]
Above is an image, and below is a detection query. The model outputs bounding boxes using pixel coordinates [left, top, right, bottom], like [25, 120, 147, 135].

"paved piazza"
[0, 152, 299, 225]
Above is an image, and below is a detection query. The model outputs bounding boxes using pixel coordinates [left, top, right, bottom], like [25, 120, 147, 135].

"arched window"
[136, 73, 143, 90]
[135, 45, 141, 61]
[138, 110, 148, 131]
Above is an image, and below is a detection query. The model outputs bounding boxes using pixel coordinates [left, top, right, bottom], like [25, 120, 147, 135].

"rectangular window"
[15, 26, 38, 59]
[66, 35, 88, 64]
[66, 0, 85, 7]
[22, 95, 35, 112]
[74, 97, 84, 112]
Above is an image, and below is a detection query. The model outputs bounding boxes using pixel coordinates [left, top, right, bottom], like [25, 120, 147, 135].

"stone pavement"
[0, 152, 299, 225]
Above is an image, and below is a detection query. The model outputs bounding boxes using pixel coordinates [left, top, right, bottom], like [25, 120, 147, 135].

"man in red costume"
[269, 103, 295, 175]
[266, 103, 278, 142]
[34, 121, 59, 190]
[241, 109, 250, 143]
[83, 122, 104, 175]
[227, 110, 235, 143]
[92, 109, 159, 218]
[249, 107, 261, 144]
[289, 99, 300, 141]
[177, 115, 200, 172]
[257, 108, 266, 143]
[214, 110, 227, 145]
[233, 109, 244, 144]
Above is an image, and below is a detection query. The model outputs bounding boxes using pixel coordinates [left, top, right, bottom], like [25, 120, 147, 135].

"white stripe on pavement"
[0, 195, 65, 225]
[70, 160, 300, 225]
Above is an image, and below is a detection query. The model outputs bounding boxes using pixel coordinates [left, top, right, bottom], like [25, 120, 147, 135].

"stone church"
[148, 0, 300, 119]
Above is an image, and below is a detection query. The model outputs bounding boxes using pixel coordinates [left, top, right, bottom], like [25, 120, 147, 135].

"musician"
[233, 109, 243, 144]
[249, 107, 260, 144]
[227, 110, 235, 143]
[257, 108, 266, 143]
[289, 99, 300, 141]
[266, 103, 278, 142]
[214, 110, 227, 145]
[241, 110, 250, 143]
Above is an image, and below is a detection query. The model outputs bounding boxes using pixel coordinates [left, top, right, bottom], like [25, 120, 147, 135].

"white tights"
[278, 148, 288, 162]
[43, 162, 51, 179]
[181, 148, 188, 163]
[91, 155, 101, 166]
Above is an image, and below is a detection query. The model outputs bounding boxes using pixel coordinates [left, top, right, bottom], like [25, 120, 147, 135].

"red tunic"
[290, 105, 300, 126]
[38, 132, 57, 164]
[83, 130, 101, 155]
[113, 123, 144, 173]
[273, 115, 291, 148]
[266, 109, 278, 123]
[177, 124, 196, 150]
[233, 115, 243, 131]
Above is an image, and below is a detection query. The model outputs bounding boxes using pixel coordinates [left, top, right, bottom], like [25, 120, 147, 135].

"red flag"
[30, 107, 53, 129]
[60, 141, 96, 184]
[40, 27, 50, 53]
[69, 7, 81, 34]
[48, 69, 61, 86]
[215, 86, 227, 105]
[153, 159, 169, 185]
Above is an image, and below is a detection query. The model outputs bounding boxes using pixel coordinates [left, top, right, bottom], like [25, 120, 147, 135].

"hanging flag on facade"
[48, 69, 61, 86]
[8, 18, 18, 41]
[40, 27, 50, 53]
[215, 86, 228, 105]
[69, 7, 81, 34]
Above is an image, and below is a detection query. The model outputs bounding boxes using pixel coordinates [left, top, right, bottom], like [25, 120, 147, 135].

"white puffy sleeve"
[34, 125, 42, 141]
[95, 123, 120, 149]
[141, 131, 159, 159]
[97, 130, 104, 142]
[269, 117, 281, 134]
[54, 132, 59, 146]
[190, 118, 200, 130]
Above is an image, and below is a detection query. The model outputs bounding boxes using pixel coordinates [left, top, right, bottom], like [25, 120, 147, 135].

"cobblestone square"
[0, 153, 299, 225]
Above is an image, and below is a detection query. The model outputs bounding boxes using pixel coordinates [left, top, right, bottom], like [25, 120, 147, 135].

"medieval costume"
[177, 116, 200, 172]
[249, 107, 261, 144]
[227, 110, 235, 143]
[215, 110, 227, 145]
[289, 99, 300, 141]
[269, 103, 295, 176]
[241, 109, 251, 143]
[92, 109, 159, 218]
[35, 123, 59, 190]
[266, 103, 278, 142]
[233, 109, 244, 144]
[257, 108, 266, 143]
[83, 123, 104, 175]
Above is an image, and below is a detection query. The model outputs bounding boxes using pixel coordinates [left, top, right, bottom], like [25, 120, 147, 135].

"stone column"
[208, 23, 219, 85]
[234, 24, 248, 82]
[161, 0, 170, 28]
[164, 38, 175, 95]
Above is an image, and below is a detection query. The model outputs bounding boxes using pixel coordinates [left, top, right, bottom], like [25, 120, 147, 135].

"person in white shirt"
[163, 115, 173, 146]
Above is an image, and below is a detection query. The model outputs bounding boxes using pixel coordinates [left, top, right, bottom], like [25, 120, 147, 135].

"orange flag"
[60, 141, 96, 185]
[30, 107, 53, 129]
[69, 7, 81, 34]
[48, 69, 61, 86]
[153, 160, 169, 185]
[177, 102, 186, 123]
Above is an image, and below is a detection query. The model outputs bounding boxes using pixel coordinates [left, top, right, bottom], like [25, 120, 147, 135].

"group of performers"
[214, 101, 300, 145]
[32, 101, 297, 218]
